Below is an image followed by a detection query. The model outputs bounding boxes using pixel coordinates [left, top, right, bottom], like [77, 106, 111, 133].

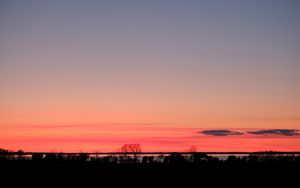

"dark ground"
[1, 160, 299, 187]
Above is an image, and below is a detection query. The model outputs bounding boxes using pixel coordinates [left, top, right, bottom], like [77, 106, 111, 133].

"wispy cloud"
[199, 130, 244, 136]
[247, 129, 300, 136]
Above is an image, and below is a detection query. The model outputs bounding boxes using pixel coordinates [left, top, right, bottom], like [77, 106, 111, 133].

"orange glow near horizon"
[1, 123, 299, 152]
[1, 99, 299, 152]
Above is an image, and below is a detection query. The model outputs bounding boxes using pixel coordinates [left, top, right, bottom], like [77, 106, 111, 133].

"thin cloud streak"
[200, 130, 244, 136]
[248, 129, 300, 136]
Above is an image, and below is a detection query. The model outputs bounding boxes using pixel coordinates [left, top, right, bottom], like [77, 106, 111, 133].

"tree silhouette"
[0, 148, 9, 160]
[16, 150, 24, 160]
[79, 153, 88, 161]
[186, 146, 198, 162]
[120, 144, 142, 162]
[187, 146, 198, 153]
[32, 153, 43, 161]
[120, 144, 142, 153]
[192, 152, 208, 162]
[227, 155, 238, 162]
[0, 148, 9, 153]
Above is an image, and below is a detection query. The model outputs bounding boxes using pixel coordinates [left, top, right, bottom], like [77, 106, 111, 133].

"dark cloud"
[248, 129, 300, 136]
[200, 130, 244, 136]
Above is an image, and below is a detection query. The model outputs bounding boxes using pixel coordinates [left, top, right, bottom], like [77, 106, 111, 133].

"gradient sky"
[1, 0, 300, 152]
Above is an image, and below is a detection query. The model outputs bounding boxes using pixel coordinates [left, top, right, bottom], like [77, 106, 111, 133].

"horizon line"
[2, 151, 300, 155]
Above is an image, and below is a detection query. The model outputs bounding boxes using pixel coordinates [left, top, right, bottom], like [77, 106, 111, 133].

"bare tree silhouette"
[185, 146, 198, 162]
[187, 146, 198, 153]
[16, 149, 24, 160]
[120, 144, 142, 162]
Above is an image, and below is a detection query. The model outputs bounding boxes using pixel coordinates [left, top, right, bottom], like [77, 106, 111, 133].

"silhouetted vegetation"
[1, 147, 299, 187]
[119, 143, 142, 163]
[1, 147, 300, 163]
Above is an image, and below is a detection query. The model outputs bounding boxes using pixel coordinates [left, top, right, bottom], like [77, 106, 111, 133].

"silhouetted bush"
[32, 153, 43, 161]
[192, 152, 208, 162]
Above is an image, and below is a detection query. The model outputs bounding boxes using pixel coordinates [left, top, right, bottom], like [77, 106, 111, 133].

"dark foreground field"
[1, 160, 299, 187]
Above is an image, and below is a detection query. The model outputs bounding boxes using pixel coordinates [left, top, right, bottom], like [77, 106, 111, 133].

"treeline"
[1, 150, 300, 163]
[1, 148, 300, 187]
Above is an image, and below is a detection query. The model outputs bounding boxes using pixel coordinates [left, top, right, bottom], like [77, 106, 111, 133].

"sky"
[0, 0, 300, 152]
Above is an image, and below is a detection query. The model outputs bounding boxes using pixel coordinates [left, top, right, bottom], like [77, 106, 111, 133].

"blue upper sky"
[0, 0, 299, 127]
